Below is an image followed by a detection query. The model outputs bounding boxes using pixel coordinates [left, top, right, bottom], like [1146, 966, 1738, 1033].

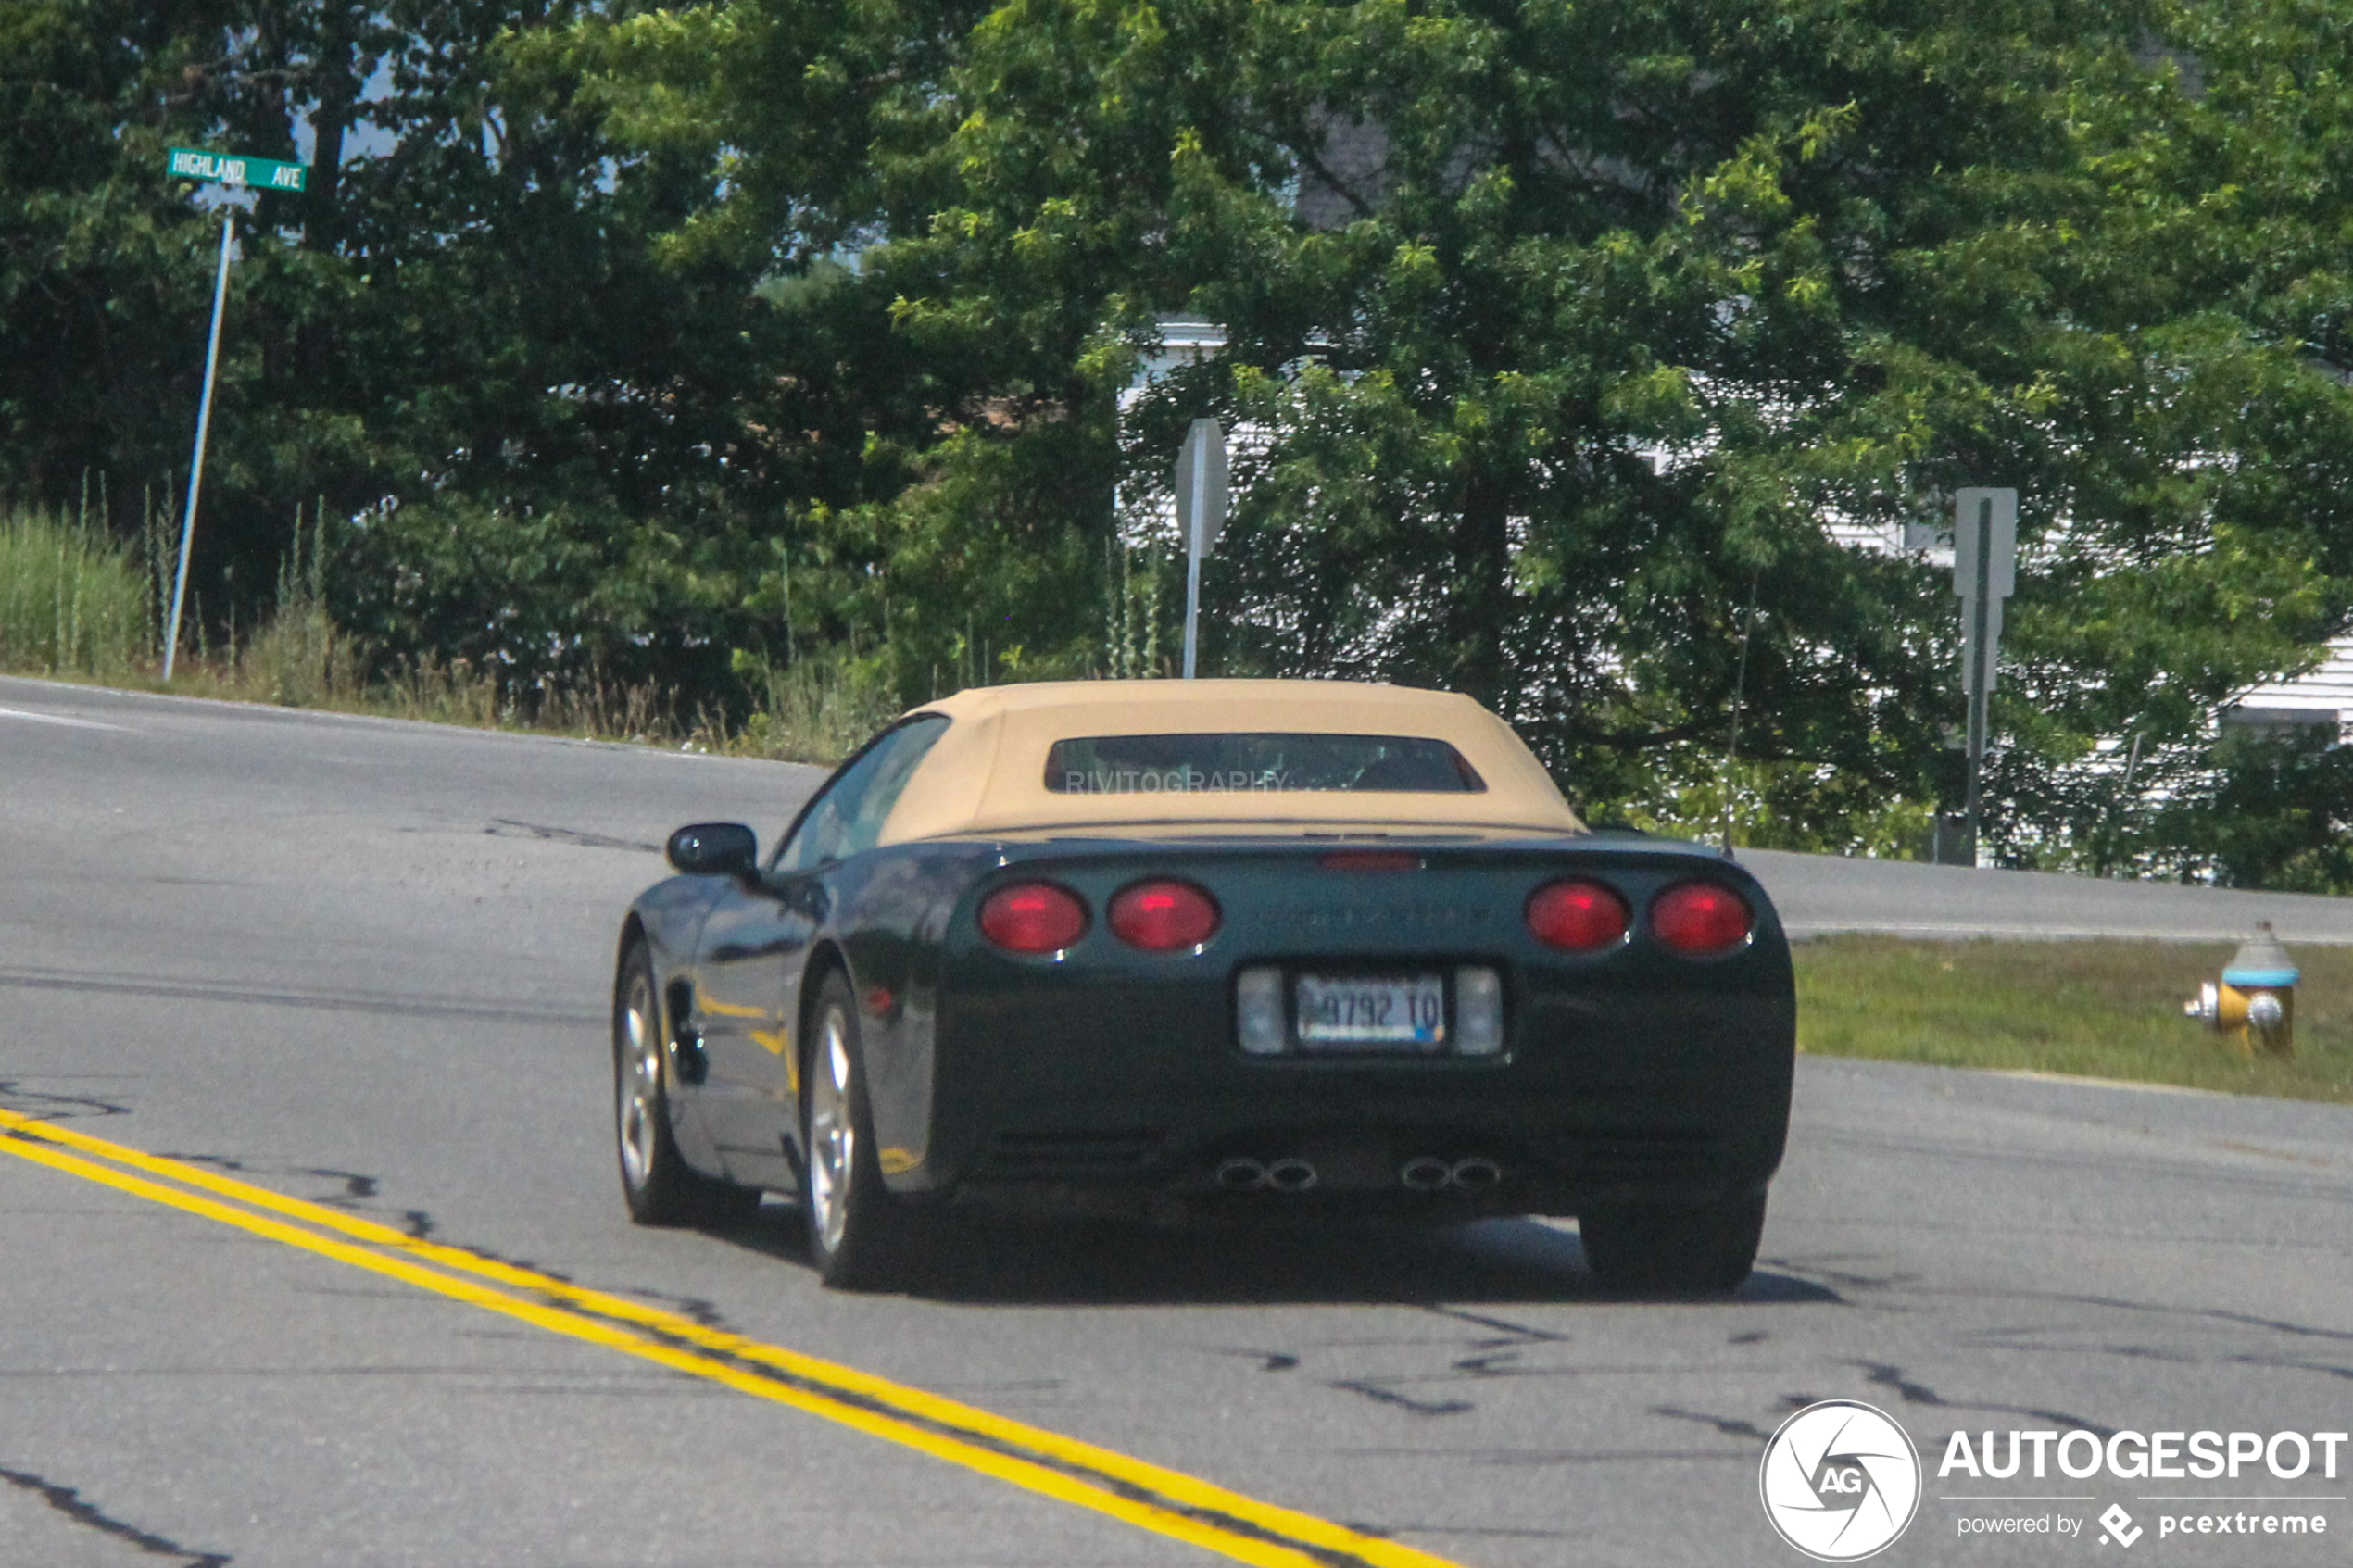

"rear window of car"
[1044, 733, 1486, 794]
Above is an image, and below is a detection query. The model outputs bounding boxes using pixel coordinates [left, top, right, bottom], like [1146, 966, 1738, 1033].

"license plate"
[1294, 973, 1446, 1051]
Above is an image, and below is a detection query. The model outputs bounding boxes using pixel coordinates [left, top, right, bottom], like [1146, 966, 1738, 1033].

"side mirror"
[666, 822, 758, 878]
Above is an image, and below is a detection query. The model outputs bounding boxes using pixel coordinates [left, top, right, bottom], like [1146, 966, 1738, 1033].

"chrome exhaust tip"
[1399, 1155, 1453, 1192]
[1265, 1157, 1319, 1193]
[1214, 1157, 1269, 1191]
[1449, 1156, 1504, 1191]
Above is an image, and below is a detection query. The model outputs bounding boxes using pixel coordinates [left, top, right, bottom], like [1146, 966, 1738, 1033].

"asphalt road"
[5, 673, 2351, 1568]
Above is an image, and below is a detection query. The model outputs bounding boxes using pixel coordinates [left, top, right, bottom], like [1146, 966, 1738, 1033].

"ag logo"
[1759, 1399, 1921, 1561]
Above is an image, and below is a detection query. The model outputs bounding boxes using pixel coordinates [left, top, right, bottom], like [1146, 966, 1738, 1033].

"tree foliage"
[837, 0, 2353, 860]
[3, 1, 801, 692]
[9, 0, 2353, 879]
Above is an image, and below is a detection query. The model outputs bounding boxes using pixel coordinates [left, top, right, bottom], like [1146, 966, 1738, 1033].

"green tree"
[2158, 727, 2353, 892]
[17, 0, 2353, 881]
[0, 2, 254, 507]
[0, 1, 804, 695]
[854, 0, 2353, 851]
[547, 0, 1115, 698]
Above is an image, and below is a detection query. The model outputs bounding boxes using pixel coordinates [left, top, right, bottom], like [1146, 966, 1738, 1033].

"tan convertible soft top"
[878, 679, 1584, 842]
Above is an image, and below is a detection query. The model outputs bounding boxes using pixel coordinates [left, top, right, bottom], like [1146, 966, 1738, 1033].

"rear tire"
[802, 972, 929, 1291]
[614, 941, 759, 1227]
[1579, 1190, 1766, 1298]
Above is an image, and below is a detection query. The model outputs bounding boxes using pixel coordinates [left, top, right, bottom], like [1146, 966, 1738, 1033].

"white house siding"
[2228, 638, 2353, 738]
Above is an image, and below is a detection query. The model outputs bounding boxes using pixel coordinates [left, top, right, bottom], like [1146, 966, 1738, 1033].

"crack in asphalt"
[1205, 1307, 1583, 1419]
[23, 1134, 764, 1334]
[0, 966, 596, 1025]
[1935, 1284, 2353, 1348]
[146, 1155, 440, 1239]
[1451, 1348, 1556, 1379]
[2227, 1353, 2353, 1385]
[157, 1154, 377, 1202]
[0, 1081, 133, 1121]
[1758, 1252, 1916, 1294]
[615, 1286, 736, 1332]
[1421, 1305, 1571, 1346]
[1327, 1379, 1477, 1418]
[484, 818, 660, 854]
[1652, 1405, 1774, 1444]
[1852, 1359, 2115, 1437]
[0, 1464, 232, 1566]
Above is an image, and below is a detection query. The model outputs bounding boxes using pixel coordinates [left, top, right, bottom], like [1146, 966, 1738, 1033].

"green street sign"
[165, 146, 308, 193]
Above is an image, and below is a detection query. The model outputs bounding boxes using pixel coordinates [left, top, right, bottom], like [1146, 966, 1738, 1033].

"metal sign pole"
[1962, 495, 1993, 854]
[1181, 500, 1204, 679]
[157, 147, 305, 680]
[164, 208, 235, 681]
[1951, 486, 2016, 865]
[1174, 419, 1227, 680]
[1186, 439, 1204, 677]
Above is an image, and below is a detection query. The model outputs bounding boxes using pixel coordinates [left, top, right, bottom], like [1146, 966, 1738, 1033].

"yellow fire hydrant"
[2184, 922, 2297, 1058]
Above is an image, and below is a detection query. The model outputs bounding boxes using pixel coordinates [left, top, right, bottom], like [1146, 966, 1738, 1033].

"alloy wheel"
[807, 1005, 856, 1254]
[617, 971, 663, 1193]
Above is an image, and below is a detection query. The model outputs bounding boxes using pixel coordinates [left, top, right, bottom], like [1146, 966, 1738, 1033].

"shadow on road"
[702, 1204, 1841, 1308]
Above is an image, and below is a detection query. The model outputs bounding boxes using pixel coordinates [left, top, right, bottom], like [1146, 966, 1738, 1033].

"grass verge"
[1794, 935, 2353, 1103]
[0, 498, 894, 764]
[100, 649, 886, 765]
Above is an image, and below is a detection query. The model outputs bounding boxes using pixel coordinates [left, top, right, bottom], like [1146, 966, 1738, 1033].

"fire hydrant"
[2184, 922, 2297, 1058]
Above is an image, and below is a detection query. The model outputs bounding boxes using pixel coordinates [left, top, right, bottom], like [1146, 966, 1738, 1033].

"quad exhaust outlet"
[1400, 1155, 1504, 1192]
[1214, 1154, 1501, 1192]
[1214, 1156, 1321, 1192]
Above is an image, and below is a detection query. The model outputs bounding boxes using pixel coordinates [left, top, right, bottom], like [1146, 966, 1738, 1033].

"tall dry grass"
[0, 495, 900, 766]
[0, 500, 153, 679]
[730, 654, 902, 764]
[235, 500, 361, 707]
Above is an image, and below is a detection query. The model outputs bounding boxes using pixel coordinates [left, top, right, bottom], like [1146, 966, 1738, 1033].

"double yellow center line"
[0, 1106, 1471, 1568]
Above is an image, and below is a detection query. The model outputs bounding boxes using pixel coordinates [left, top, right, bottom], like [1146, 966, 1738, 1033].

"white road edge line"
[1992, 1070, 2221, 1096]
[1788, 924, 2353, 944]
[0, 706, 132, 732]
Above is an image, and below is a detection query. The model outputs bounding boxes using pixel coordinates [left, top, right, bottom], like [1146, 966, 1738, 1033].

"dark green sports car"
[612, 679, 1794, 1294]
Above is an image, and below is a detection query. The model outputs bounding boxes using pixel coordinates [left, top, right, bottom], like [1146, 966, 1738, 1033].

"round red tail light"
[1108, 879, 1221, 951]
[1525, 879, 1629, 951]
[978, 882, 1088, 953]
[1650, 883, 1753, 955]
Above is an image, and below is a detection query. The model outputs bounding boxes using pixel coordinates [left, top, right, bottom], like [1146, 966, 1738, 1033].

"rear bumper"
[904, 986, 1792, 1221]
[948, 1113, 1778, 1223]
